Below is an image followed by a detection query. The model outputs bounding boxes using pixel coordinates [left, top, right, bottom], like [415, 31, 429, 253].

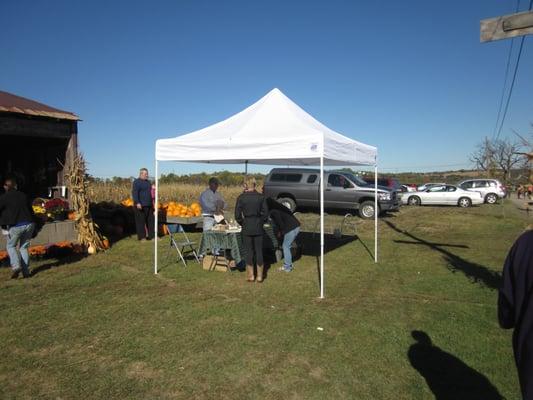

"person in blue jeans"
[267, 200, 301, 272]
[0, 178, 35, 279]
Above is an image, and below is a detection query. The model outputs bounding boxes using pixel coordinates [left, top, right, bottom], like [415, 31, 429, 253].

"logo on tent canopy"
[310, 143, 318, 152]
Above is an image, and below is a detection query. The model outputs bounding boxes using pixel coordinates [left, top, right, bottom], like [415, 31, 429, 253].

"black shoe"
[10, 269, 21, 279]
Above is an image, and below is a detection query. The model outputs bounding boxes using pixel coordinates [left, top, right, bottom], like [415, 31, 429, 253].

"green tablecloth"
[198, 225, 278, 265]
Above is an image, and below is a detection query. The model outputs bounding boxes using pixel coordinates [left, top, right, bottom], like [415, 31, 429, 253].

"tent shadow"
[408, 330, 503, 399]
[384, 221, 501, 289]
[298, 231, 357, 257]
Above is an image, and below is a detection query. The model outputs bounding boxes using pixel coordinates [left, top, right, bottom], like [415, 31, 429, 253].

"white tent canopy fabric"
[156, 88, 376, 166]
[154, 88, 378, 298]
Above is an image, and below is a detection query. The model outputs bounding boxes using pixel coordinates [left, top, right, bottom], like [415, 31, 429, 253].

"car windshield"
[339, 172, 368, 187]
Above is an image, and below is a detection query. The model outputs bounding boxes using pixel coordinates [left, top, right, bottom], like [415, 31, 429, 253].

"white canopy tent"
[155, 88, 378, 298]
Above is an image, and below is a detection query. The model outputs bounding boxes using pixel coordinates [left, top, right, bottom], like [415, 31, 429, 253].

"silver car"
[457, 179, 506, 204]
[402, 184, 484, 208]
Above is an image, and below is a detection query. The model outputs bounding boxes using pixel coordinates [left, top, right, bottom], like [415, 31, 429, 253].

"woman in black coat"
[235, 176, 268, 282]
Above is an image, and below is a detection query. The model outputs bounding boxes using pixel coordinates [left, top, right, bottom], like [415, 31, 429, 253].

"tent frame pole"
[319, 153, 325, 299]
[374, 162, 378, 263]
[154, 160, 159, 274]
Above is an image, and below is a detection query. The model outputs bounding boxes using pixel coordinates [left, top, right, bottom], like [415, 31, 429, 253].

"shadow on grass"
[31, 253, 87, 276]
[298, 232, 358, 257]
[408, 331, 503, 400]
[384, 221, 501, 289]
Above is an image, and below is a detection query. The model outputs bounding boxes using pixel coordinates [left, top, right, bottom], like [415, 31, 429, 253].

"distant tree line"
[158, 171, 265, 186]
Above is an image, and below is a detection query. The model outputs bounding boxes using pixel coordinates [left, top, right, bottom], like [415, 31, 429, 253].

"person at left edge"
[0, 177, 35, 279]
[132, 168, 154, 241]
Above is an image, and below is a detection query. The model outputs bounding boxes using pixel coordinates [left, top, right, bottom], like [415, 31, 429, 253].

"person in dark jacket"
[132, 168, 154, 241]
[498, 229, 533, 399]
[235, 176, 268, 282]
[266, 198, 300, 272]
[0, 177, 35, 279]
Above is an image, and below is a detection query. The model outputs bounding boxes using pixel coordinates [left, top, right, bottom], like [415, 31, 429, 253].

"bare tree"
[469, 137, 495, 172]
[493, 138, 526, 182]
[470, 136, 526, 182]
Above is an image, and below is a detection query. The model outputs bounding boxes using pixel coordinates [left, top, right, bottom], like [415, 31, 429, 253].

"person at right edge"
[498, 229, 533, 400]
[235, 176, 268, 283]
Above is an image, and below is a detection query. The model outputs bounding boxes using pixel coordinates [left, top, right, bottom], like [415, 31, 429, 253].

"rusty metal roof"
[0, 90, 79, 121]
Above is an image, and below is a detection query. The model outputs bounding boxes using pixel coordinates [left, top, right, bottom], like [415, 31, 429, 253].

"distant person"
[132, 168, 154, 241]
[498, 230, 533, 400]
[267, 198, 301, 272]
[199, 177, 226, 256]
[517, 185, 523, 199]
[199, 177, 226, 232]
[235, 176, 268, 282]
[0, 177, 35, 279]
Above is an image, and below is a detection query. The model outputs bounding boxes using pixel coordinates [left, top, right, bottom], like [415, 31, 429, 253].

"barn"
[0, 90, 79, 198]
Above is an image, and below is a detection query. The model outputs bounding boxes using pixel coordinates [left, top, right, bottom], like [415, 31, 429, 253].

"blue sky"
[1, 0, 532, 178]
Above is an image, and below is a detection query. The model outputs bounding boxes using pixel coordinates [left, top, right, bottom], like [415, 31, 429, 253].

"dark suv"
[263, 168, 400, 219]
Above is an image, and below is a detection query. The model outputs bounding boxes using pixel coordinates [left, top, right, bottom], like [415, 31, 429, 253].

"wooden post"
[481, 11, 533, 42]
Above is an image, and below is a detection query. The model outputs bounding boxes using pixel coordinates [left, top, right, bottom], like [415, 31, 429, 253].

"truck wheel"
[278, 197, 296, 212]
[359, 201, 379, 219]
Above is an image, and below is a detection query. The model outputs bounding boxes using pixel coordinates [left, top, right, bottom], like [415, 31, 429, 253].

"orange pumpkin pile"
[162, 201, 202, 217]
[121, 198, 134, 207]
[0, 242, 97, 263]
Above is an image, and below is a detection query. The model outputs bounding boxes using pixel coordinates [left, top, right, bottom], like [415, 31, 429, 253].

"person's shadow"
[408, 331, 503, 400]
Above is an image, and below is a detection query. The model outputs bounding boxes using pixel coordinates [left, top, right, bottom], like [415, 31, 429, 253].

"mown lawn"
[0, 200, 527, 399]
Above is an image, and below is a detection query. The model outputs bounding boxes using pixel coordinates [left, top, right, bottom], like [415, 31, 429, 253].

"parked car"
[402, 184, 483, 208]
[362, 176, 402, 192]
[417, 182, 446, 191]
[456, 179, 506, 204]
[263, 168, 400, 219]
[400, 184, 416, 192]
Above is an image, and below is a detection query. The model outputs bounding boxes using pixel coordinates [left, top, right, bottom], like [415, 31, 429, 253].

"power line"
[494, 0, 533, 140]
[491, 1, 519, 139]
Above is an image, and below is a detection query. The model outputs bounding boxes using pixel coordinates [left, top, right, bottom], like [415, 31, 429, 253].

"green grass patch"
[0, 201, 525, 399]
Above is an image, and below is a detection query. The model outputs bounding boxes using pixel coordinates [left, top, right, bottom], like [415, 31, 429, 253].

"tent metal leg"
[320, 155, 325, 299]
[374, 163, 378, 263]
[154, 160, 159, 274]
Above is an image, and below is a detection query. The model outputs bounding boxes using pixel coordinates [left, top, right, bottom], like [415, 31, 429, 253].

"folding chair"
[340, 213, 359, 237]
[166, 223, 200, 267]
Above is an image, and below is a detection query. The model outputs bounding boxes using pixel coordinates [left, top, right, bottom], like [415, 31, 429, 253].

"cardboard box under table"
[198, 225, 279, 272]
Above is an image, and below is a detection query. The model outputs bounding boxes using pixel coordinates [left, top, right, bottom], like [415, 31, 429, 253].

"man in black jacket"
[0, 177, 35, 279]
[132, 168, 154, 241]
[498, 229, 533, 399]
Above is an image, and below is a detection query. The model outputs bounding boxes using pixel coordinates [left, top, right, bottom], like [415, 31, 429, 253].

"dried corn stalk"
[65, 154, 106, 253]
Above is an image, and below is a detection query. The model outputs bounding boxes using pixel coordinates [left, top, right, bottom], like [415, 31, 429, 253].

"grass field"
[0, 200, 527, 399]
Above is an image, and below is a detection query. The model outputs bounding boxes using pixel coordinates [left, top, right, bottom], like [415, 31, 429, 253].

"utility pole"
[481, 9, 533, 191]
[481, 10, 533, 42]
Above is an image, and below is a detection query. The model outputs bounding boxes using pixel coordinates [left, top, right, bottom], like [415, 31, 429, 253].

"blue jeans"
[282, 227, 300, 270]
[7, 223, 35, 276]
